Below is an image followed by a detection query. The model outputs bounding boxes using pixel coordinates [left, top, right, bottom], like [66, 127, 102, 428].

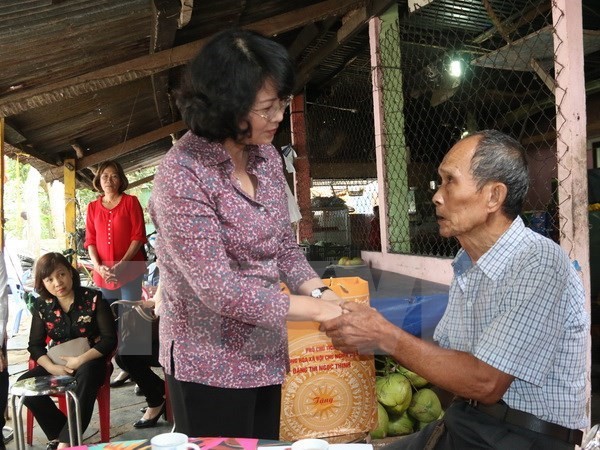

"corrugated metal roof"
[0, 0, 598, 186]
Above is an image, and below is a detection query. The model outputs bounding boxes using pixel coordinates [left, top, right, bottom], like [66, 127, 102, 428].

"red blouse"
[84, 193, 147, 289]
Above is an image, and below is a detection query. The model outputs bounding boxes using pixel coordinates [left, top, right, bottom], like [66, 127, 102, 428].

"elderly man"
[321, 130, 588, 449]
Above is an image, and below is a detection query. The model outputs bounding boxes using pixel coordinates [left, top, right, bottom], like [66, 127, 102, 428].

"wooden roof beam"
[128, 174, 155, 189]
[151, 0, 181, 127]
[0, 0, 366, 117]
[288, 17, 338, 61]
[481, 0, 512, 44]
[472, 0, 550, 45]
[294, 0, 395, 91]
[42, 120, 186, 182]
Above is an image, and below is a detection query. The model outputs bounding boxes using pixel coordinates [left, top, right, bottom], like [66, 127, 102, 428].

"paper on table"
[197, 438, 258, 450]
[86, 441, 147, 450]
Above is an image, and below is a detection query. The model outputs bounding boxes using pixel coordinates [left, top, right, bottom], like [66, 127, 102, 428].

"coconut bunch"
[370, 356, 443, 439]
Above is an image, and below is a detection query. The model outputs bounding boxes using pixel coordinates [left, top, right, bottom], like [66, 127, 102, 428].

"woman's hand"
[320, 288, 343, 304]
[46, 362, 74, 376]
[61, 355, 83, 372]
[140, 300, 155, 309]
[139, 300, 157, 320]
[96, 264, 116, 283]
[151, 284, 162, 316]
[314, 299, 344, 323]
[111, 261, 125, 279]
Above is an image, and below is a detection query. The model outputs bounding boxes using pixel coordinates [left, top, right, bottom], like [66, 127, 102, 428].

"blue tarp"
[371, 293, 449, 339]
[311, 263, 449, 340]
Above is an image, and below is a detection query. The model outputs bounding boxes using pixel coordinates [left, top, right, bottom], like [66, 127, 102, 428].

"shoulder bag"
[46, 337, 91, 365]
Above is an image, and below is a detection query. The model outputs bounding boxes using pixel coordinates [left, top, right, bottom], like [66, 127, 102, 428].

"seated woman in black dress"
[18, 252, 117, 450]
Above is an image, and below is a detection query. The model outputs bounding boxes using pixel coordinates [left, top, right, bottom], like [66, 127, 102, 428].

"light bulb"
[449, 60, 463, 78]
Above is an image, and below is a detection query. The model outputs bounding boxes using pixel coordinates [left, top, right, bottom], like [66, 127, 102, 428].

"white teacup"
[291, 438, 329, 450]
[151, 432, 200, 450]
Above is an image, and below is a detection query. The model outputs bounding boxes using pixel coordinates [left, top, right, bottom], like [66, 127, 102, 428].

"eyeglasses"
[251, 96, 292, 121]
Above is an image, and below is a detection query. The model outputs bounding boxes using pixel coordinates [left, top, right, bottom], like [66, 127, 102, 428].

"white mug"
[291, 439, 329, 450]
[151, 432, 200, 450]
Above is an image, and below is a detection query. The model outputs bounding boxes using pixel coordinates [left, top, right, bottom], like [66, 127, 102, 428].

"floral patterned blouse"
[149, 132, 318, 388]
[27, 286, 117, 362]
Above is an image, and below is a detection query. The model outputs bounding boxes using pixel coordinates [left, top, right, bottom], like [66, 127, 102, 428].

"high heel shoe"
[109, 372, 131, 388]
[46, 440, 59, 450]
[133, 403, 166, 428]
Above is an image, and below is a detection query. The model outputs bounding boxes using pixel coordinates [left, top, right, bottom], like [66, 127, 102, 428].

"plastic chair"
[25, 354, 114, 444]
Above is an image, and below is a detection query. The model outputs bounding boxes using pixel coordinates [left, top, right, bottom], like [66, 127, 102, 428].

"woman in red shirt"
[84, 160, 147, 386]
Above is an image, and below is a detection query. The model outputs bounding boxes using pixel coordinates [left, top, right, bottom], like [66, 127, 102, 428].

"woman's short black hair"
[92, 160, 129, 193]
[34, 252, 81, 299]
[175, 28, 295, 142]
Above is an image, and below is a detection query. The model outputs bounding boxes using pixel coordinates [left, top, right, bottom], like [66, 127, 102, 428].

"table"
[310, 263, 449, 339]
[78, 438, 372, 450]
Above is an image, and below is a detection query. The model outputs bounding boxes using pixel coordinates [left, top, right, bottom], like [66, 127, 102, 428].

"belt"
[465, 399, 583, 446]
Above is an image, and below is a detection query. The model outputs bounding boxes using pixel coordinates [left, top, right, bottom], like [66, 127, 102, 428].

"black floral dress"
[19, 287, 117, 443]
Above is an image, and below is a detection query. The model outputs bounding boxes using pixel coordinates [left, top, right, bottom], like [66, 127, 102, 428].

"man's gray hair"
[470, 130, 529, 218]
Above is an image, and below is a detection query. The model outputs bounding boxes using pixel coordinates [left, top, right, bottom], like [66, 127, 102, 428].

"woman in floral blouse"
[149, 29, 343, 439]
[18, 252, 117, 450]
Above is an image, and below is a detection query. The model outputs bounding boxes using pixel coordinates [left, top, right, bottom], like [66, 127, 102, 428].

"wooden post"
[64, 158, 77, 267]
[552, 0, 590, 420]
[553, 0, 589, 288]
[370, 17, 388, 253]
[291, 93, 314, 244]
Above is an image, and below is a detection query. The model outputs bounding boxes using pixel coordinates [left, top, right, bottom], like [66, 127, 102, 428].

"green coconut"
[370, 402, 389, 439]
[387, 411, 415, 436]
[395, 364, 429, 388]
[407, 388, 442, 423]
[376, 373, 413, 415]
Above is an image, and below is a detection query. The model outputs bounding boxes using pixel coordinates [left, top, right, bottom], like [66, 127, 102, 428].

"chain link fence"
[297, 1, 578, 263]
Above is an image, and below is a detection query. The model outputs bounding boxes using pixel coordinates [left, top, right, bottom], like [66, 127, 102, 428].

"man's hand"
[319, 301, 388, 354]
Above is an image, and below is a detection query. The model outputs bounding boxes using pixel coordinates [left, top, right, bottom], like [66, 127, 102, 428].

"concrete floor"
[5, 314, 172, 450]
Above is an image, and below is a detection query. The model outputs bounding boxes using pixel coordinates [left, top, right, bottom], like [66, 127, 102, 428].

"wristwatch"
[310, 286, 331, 298]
